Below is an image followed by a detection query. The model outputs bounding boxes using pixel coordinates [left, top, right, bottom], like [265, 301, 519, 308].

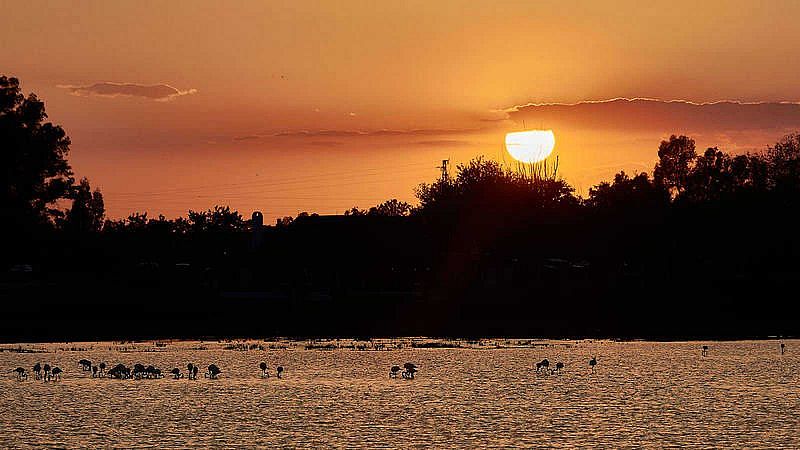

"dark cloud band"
[503, 98, 800, 133]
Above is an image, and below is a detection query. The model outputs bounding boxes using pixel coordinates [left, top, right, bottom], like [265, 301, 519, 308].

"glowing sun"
[505, 130, 556, 163]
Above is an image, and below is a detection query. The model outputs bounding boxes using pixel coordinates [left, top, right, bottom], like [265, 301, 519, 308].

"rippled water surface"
[1, 339, 798, 448]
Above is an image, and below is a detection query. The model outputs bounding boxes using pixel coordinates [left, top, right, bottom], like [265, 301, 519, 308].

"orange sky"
[3, 0, 800, 220]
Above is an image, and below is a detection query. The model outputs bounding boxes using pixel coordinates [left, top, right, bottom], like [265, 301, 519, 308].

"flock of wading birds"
[9, 343, 789, 382]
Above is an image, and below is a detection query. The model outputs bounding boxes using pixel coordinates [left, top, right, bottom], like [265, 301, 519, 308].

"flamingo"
[206, 364, 221, 379]
[589, 356, 597, 373]
[554, 362, 565, 374]
[33, 363, 42, 380]
[536, 359, 550, 374]
[51, 367, 63, 381]
[389, 365, 401, 378]
[259, 362, 269, 378]
[13, 367, 27, 380]
[276, 366, 284, 378]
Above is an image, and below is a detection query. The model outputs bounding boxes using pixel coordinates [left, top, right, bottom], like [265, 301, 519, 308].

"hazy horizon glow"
[3, 0, 800, 219]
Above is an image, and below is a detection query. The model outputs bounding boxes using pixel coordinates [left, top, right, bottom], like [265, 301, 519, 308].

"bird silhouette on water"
[536, 359, 550, 374]
[589, 356, 597, 373]
[206, 364, 222, 379]
[32, 363, 41, 380]
[389, 365, 401, 378]
[401, 362, 417, 379]
[276, 366, 284, 378]
[259, 362, 269, 378]
[186, 363, 199, 380]
[702, 345, 709, 357]
[13, 367, 27, 380]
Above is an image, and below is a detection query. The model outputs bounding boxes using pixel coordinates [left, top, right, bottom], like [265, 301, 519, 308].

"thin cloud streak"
[58, 82, 197, 101]
[232, 127, 487, 142]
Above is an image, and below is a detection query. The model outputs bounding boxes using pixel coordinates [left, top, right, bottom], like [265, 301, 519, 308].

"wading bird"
[33, 363, 41, 380]
[780, 343, 786, 355]
[51, 367, 63, 381]
[43, 364, 51, 381]
[78, 359, 92, 371]
[133, 364, 146, 379]
[108, 364, 130, 379]
[259, 362, 269, 378]
[99, 362, 106, 377]
[206, 364, 221, 379]
[536, 359, 550, 374]
[554, 362, 565, 374]
[276, 366, 284, 378]
[402, 363, 417, 379]
[170, 368, 182, 379]
[389, 365, 401, 378]
[589, 356, 597, 373]
[702, 345, 709, 357]
[13, 367, 27, 380]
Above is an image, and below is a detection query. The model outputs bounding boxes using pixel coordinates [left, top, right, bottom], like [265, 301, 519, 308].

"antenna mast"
[437, 159, 450, 181]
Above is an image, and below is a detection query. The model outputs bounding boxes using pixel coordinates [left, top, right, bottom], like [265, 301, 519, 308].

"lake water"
[1, 339, 798, 448]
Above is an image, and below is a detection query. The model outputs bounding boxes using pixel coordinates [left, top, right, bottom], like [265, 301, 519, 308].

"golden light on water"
[505, 130, 556, 163]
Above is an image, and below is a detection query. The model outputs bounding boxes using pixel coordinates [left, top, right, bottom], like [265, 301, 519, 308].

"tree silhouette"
[187, 205, 245, 232]
[654, 135, 697, 198]
[344, 199, 413, 217]
[765, 133, 800, 194]
[59, 177, 105, 232]
[415, 156, 577, 217]
[1, 75, 74, 228]
[587, 171, 668, 211]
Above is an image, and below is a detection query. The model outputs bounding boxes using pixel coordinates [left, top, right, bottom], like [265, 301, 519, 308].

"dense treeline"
[2, 74, 799, 341]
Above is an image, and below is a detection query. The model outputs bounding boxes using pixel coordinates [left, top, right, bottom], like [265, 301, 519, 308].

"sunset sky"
[3, 0, 800, 219]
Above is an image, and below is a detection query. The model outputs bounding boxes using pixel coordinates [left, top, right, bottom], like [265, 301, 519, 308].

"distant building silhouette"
[251, 211, 264, 250]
